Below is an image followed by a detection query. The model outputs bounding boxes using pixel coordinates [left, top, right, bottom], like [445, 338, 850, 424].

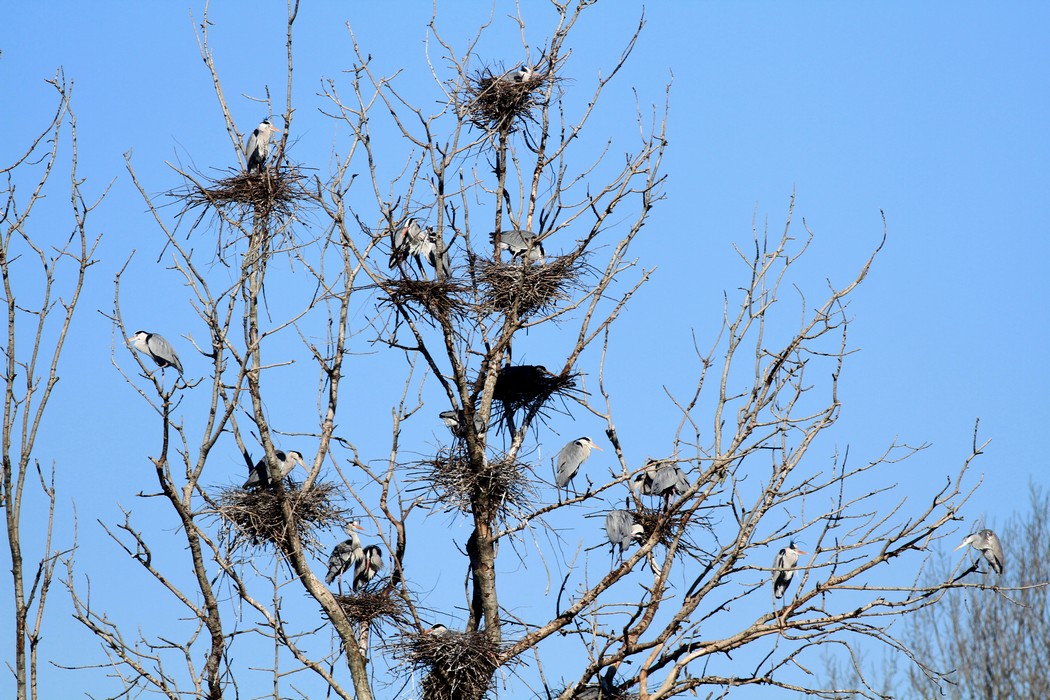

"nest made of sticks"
[410, 447, 536, 518]
[380, 278, 470, 321]
[491, 365, 579, 428]
[395, 629, 504, 700]
[333, 586, 409, 629]
[215, 480, 347, 551]
[475, 253, 588, 319]
[466, 67, 551, 133]
[186, 165, 307, 215]
[631, 507, 711, 557]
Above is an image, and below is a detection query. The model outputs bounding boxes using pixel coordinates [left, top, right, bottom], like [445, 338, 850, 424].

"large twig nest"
[333, 587, 409, 629]
[410, 447, 536, 518]
[380, 278, 470, 321]
[395, 629, 503, 700]
[631, 507, 711, 557]
[465, 66, 551, 133]
[215, 480, 347, 551]
[556, 682, 638, 700]
[474, 253, 587, 319]
[491, 364, 579, 428]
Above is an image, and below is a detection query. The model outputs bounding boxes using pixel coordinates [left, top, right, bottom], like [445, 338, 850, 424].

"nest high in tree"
[490, 364, 579, 430]
[380, 277, 470, 323]
[333, 586, 409, 631]
[474, 252, 588, 319]
[465, 65, 550, 133]
[630, 507, 711, 558]
[411, 447, 536, 519]
[396, 629, 503, 700]
[215, 480, 346, 551]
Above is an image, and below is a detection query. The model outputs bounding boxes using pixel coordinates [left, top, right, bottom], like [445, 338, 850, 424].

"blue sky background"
[2, 2, 1048, 698]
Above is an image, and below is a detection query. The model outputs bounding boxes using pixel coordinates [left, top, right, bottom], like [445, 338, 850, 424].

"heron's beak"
[592, 444, 604, 451]
[953, 541, 968, 551]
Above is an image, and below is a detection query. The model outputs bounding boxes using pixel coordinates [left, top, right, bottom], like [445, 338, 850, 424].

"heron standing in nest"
[242, 450, 305, 490]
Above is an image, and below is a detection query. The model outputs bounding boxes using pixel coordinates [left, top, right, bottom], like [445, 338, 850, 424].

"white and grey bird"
[632, 461, 689, 510]
[353, 544, 384, 591]
[128, 330, 184, 375]
[242, 449, 305, 490]
[773, 541, 807, 599]
[605, 509, 644, 561]
[489, 229, 545, 263]
[555, 437, 602, 492]
[325, 521, 364, 594]
[954, 528, 1005, 575]
[245, 119, 281, 174]
[390, 219, 451, 279]
[440, 409, 487, 439]
[425, 623, 450, 636]
[510, 64, 534, 83]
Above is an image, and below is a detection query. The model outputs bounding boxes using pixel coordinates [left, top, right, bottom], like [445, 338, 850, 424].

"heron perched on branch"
[490, 229, 545, 263]
[245, 119, 281, 174]
[325, 521, 364, 594]
[773, 541, 807, 599]
[128, 330, 184, 376]
[390, 218, 451, 280]
[439, 409, 486, 439]
[605, 509, 643, 563]
[632, 460, 689, 511]
[242, 450, 305, 490]
[955, 528, 1005, 574]
[354, 544, 384, 591]
[554, 437, 602, 495]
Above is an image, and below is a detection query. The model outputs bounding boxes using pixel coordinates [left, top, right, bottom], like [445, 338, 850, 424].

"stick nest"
[395, 630, 504, 700]
[556, 683, 638, 700]
[215, 480, 347, 551]
[411, 447, 536, 517]
[380, 278, 470, 320]
[466, 68, 550, 133]
[475, 253, 588, 319]
[632, 507, 711, 557]
[186, 165, 307, 216]
[333, 587, 409, 628]
[491, 365, 579, 428]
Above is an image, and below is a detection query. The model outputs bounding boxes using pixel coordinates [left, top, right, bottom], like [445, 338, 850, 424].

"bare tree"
[1, 73, 103, 700]
[63, 3, 1001, 700]
[895, 485, 1050, 699]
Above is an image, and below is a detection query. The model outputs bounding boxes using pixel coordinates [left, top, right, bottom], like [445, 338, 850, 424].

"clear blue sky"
[2, 2, 1048, 698]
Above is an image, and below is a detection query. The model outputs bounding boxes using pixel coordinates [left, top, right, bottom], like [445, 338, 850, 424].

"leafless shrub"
[395, 629, 504, 700]
[474, 253, 588, 319]
[411, 447, 536, 518]
[215, 480, 347, 550]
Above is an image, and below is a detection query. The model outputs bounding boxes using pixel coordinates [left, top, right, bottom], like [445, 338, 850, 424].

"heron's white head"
[787, 541, 808, 555]
[344, 520, 365, 536]
[577, 437, 603, 452]
[425, 623, 449, 636]
[127, 330, 149, 348]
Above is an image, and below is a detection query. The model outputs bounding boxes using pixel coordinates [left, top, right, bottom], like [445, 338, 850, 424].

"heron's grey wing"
[242, 460, 268, 489]
[147, 334, 183, 374]
[325, 540, 360, 583]
[986, 531, 1006, 573]
[555, 444, 578, 487]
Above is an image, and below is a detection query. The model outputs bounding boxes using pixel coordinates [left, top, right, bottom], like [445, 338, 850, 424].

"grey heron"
[128, 330, 184, 375]
[242, 450, 305, 490]
[489, 229, 545, 263]
[325, 520, 364, 594]
[353, 544, 384, 591]
[439, 408, 487, 439]
[390, 219, 451, 279]
[510, 65, 535, 83]
[773, 541, 807, 599]
[605, 509, 643, 561]
[245, 119, 281, 174]
[425, 623, 450, 636]
[632, 460, 689, 510]
[555, 437, 602, 493]
[954, 528, 1005, 574]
